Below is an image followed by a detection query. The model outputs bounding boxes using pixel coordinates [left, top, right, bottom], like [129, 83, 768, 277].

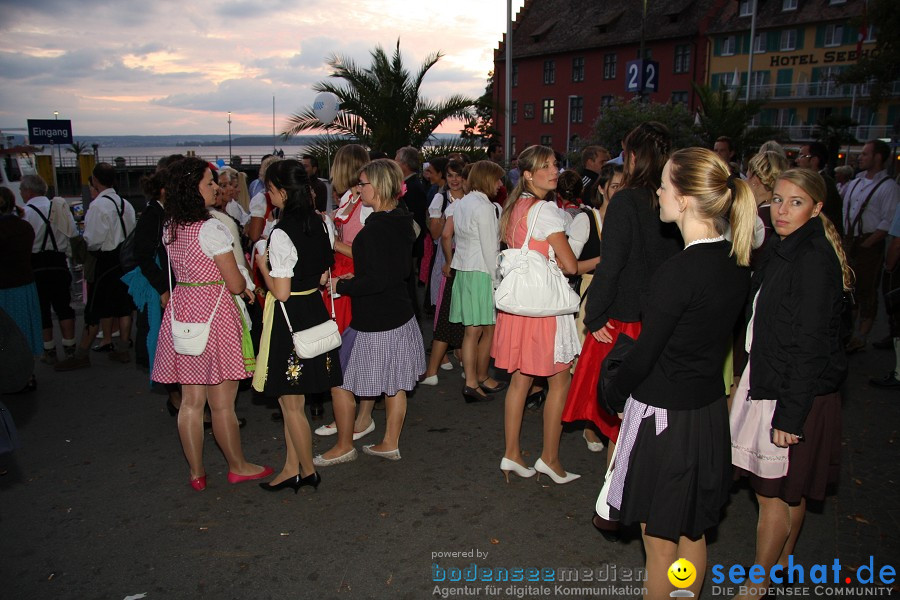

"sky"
[0, 0, 526, 138]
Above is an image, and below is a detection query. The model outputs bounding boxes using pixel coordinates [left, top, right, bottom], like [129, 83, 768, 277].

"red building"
[493, 0, 722, 156]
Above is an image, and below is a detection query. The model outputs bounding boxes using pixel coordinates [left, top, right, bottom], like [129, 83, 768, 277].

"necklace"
[684, 235, 725, 250]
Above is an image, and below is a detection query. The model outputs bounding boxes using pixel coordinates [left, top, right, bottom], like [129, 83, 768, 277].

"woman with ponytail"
[730, 169, 851, 600]
[600, 148, 755, 598]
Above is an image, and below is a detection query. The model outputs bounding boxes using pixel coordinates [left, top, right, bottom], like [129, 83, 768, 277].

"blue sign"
[27, 119, 73, 145]
[625, 60, 660, 93]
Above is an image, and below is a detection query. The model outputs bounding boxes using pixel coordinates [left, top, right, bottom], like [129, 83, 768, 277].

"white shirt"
[83, 189, 136, 251]
[24, 195, 77, 254]
[428, 190, 463, 220]
[567, 210, 593, 258]
[196, 219, 235, 258]
[841, 170, 900, 235]
[249, 191, 267, 218]
[225, 200, 251, 227]
[449, 191, 500, 283]
[266, 228, 298, 278]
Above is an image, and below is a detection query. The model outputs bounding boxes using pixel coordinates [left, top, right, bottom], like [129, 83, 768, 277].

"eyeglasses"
[356, 181, 371, 188]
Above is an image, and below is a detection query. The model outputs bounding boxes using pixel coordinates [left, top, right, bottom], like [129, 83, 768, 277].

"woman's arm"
[215, 251, 251, 295]
[576, 256, 601, 275]
[335, 238, 353, 258]
[246, 216, 265, 243]
[546, 231, 577, 275]
[255, 256, 291, 301]
[441, 216, 455, 275]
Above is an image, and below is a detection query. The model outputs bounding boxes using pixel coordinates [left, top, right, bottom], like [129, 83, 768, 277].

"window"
[674, 44, 691, 73]
[543, 60, 555, 84]
[739, 0, 752, 17]
[523, 103, 534, 119]
[512, 64, 518, 87]
[600, 95, 614, 108]
[824, 24, 843, 47]
[752, 33, 766, 54]
[780, 29, 797, 51]
[671, 91, 688, 105]
[828, 0, 846, 4]
[511, 136, 516, 156]
[572, 57, 585, 82]
[570, 96, 584, 123]
[542, 98, 555, 124]
[782, 0, 797, 10]
[865, 25, 877, 42]
[540, 135, 552, 147]
[603, 53, 616, 79]
[722, 35, 737, 56]
[511, 100, 517, 124]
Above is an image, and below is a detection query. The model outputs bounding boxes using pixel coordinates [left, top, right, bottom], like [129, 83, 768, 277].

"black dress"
[258, 216, 342, 397]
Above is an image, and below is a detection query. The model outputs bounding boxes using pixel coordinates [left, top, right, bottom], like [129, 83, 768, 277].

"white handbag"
[494, 202, 580, 317]
[280, 269, 341, 359]
[594, 439, 619, 521]
[167, 251, 226, 356]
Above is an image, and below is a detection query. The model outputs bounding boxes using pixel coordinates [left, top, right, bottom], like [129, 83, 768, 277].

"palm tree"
[66, 140, 90, 155]
[283, 40, 481, 155]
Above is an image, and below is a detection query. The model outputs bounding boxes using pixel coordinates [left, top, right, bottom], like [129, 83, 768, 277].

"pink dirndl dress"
[152, 220, 253, 385]
[492, 199, 571, 377]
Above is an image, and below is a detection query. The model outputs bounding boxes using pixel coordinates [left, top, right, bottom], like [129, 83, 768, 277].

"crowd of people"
[4, 124, 899, 600]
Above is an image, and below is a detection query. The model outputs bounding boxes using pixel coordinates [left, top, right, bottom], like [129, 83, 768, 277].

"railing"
[742, 80, 900, 101]
[46, 153, 276, 169]
[747, 124, 895, 141]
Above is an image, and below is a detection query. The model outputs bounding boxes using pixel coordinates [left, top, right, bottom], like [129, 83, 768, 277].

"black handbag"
[596, 333, 635, 415]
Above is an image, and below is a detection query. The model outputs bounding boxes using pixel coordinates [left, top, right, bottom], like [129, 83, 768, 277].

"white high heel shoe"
[583, 430, 605, 453]
[534, 458, 581, 484]
[500, 457, 536, 483]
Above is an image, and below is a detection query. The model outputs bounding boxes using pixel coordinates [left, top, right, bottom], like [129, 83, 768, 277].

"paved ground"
[2, 307, 898, 600]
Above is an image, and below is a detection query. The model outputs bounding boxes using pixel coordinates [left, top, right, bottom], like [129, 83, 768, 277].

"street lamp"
[54, 111, 62, 169]
[227, 111, 232, 165]
[565, 95, 577, 168]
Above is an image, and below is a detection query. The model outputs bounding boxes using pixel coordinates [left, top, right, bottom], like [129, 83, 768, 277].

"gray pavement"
[2, 309, 898, 600]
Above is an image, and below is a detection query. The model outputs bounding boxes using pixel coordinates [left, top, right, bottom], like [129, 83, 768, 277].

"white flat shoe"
[440, 360, 453, 371]
[420, 374, 439, 386]
[362, 445, 401, 460]
[313, 447, 358, 467]
[353, 420, 375, 441]
[500, 457, 536, 482]
[583, 431, 605, 453]
[314, 422, 338, 436]
[534, 458, 581, 484]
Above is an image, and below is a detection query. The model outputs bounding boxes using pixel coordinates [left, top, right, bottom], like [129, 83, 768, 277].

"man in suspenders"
[841, 140, 900, 353]
[21, 174, 78, 364]
[56, 163, 136, 370]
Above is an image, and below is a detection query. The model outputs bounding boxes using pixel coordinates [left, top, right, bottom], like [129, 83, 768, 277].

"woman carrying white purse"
[253, 159, 342, 493]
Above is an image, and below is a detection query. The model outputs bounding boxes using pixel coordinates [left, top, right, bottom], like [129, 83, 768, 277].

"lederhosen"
[85, 195, 134, 323]
[842, 177, 891, 320]
[27, 203, 75, 327]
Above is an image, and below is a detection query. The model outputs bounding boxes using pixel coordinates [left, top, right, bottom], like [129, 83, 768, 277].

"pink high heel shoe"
[189, 475, 207, 491]
[227, 466, 274, 484]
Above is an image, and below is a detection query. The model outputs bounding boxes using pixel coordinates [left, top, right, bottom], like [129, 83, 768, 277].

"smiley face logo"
[667, 558, 696, 589]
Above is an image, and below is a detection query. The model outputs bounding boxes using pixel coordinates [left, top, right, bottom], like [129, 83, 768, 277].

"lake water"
[39, 145, 309, 167]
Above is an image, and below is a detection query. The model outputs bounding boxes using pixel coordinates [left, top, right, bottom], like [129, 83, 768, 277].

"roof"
[495, 0, 718, 60]
[706, 0, 864, 34]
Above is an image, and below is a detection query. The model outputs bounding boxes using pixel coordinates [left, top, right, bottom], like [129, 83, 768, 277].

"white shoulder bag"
[494, 202, 580, 317]
[167, 250, 226, 356]
[280, 269, 342, 359]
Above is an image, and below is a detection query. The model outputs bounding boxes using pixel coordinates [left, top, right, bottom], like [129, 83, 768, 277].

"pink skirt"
[492, 311, 569, 377]
[729, 363, 789, 479]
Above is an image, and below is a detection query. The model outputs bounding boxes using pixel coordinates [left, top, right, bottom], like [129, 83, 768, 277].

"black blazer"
[749, 217, 847, 435]
[133, 200, 169, 295]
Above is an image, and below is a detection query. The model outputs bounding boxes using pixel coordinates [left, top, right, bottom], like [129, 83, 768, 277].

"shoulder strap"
[520, 201, 544, 251]
[26, 203, 58, 252]
[110, 196, 128, 239]
[848, 176, 891, 238]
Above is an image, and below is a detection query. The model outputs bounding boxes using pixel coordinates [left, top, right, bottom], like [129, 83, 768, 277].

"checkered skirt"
[340, 317, 425, 397]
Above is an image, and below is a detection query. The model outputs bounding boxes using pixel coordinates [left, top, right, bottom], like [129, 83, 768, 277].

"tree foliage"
[66, 141, 90, 154]
[592, 97, 701, 156]
[813, 113, 858, 172]
[693, 83, 783, 156]
[837, 0, 900, 110]
[283, 40, 480, 156]
[460, 73, 499, 145]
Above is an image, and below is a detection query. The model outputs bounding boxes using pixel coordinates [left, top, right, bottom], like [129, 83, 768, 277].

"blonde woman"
[746, 150, 789, 247]
[492, 146, 580, 484]
[602, 148, 756, 598]
[316, 159, 426, 464]
[730, 169, 852, 600]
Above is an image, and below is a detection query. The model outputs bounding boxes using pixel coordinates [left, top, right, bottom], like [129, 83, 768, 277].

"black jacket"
[335, 206, 417, 332]
[583, 187, 682, 330]
[749, 217, 847, 435]
[133, 199, 169, 295]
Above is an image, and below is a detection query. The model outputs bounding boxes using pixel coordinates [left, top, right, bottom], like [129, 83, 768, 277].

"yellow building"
[706, 0, 897, 143]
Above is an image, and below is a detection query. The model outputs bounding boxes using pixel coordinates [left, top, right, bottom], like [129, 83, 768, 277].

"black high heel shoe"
[525, 388, 547, 409]
[259, 475, 300, 493]
[478, 379, 508, 394]
[591, 513, 620, 543]
[166, 398, 179, 417]
[297, 471, 321, 491]
[462, 385, 493, 403]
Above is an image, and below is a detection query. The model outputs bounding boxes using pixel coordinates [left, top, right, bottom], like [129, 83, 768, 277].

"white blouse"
[266, 228, 298, 278]
[197, 219, 235, 257]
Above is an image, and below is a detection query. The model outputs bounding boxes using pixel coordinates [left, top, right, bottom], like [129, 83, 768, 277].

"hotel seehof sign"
[766, 47, 880, 68]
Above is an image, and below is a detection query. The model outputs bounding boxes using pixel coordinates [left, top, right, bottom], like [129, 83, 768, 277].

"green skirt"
[449, 270, 495, 326]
